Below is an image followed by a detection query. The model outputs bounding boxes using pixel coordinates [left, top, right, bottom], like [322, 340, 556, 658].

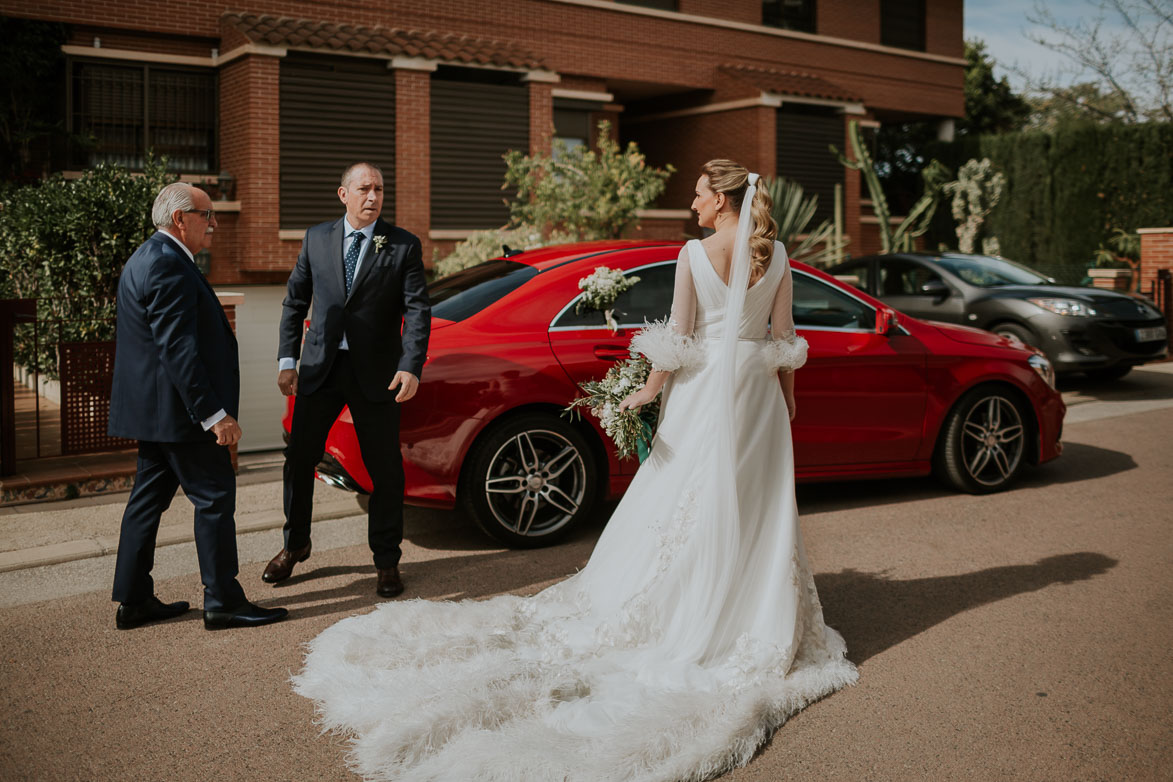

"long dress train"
[293, 238, 858, 782]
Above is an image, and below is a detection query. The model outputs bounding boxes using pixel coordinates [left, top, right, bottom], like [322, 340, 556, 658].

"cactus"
[831, 120, 949, 253]
[942, 157, 1005, 254]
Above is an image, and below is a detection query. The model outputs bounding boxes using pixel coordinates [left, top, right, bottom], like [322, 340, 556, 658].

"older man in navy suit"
[109, 182, 287, 630]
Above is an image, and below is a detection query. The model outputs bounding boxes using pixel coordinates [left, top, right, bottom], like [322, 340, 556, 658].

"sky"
[963, 0, 1132, 90]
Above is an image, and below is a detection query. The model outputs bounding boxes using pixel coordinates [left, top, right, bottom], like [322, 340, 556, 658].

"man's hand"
[210, 415, 243, 447]
[278, 368, 299, 396]
[388, 371, 419, 403]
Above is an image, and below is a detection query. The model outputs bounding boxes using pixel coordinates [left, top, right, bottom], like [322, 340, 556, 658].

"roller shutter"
[777, 104, 844, 226]
[431, 70, 529, 230]
[279, 53, 395, 229]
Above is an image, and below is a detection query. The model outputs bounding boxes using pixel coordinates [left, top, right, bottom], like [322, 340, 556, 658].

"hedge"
[925, 121, 1173, 284]
[0, 158, 176, 376]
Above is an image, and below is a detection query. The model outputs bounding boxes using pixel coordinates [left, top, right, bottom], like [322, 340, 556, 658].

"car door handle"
[593, 345, 630, 361]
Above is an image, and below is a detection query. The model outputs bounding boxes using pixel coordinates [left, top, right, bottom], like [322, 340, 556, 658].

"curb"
[0, 501, 362, 574]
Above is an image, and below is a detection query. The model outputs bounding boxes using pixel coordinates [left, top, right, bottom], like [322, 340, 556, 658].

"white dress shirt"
[278, 217, 374, 372]
[155, 230, 227, 432]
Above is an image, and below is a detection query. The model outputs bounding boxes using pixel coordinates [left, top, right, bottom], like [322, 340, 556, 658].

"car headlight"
[1028, 297, 1097, 317]
[1029, 353, 1056, 389]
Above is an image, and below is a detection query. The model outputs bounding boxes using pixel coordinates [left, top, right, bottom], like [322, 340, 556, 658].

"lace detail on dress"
[630, 318, 706, 372]
[762, 333, 808, 371]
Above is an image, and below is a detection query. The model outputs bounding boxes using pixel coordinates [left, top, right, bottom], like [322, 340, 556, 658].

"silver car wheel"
[483, 429, 587, 537]
[960, 395, 1025, 487]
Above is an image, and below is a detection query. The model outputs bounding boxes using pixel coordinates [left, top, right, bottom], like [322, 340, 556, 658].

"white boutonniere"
[372, 235, 387, 252]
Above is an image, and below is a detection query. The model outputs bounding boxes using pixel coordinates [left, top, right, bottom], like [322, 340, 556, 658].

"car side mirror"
[875, 307, 900, 335]
[920, 279, 950, 300]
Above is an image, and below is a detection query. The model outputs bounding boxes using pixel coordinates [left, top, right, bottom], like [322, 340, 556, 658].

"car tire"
[935, 385, 1031, 494]
[460, 413, 598, 548]
[1085, 365, 1132, 382]
[356, 494, 370, 513]
[991, 322, 1038, 349]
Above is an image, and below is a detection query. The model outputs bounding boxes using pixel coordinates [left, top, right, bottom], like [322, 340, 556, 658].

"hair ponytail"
[701, 159, 778, 281]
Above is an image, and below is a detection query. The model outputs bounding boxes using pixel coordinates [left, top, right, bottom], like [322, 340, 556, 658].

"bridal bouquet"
[566, 353, 659, 461]
[575, 266, 639, 333]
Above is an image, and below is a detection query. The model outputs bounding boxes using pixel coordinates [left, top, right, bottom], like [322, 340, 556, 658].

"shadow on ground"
[1058, 364, 1173, 400]
[818, 552, 1118, 665]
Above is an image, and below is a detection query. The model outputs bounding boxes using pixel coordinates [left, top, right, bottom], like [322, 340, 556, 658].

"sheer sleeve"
[630, 244, 705, 372]
[764, 247, 808, 371]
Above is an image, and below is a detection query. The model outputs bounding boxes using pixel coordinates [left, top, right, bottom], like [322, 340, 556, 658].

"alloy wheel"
[959, 395, 1025, 488]
[483, 429, 588, 538]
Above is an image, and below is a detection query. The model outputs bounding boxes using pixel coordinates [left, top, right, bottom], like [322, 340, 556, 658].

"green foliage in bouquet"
[565, 353, 659, 461]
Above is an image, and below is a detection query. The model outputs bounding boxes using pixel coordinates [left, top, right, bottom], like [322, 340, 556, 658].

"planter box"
[1087, 268, 1133, 291]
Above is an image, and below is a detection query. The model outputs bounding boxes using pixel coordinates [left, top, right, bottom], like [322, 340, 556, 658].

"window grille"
[69, 58, 216, 171]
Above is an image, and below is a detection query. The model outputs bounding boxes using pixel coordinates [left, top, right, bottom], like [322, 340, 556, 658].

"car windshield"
[429, 260, 538, 322]
[934, 255, 1052, 287]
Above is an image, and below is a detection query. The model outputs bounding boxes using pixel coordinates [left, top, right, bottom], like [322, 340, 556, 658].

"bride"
[293, 159, 858, 782]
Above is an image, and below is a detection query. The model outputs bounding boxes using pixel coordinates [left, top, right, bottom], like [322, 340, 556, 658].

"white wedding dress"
[294, 236, 858, 782]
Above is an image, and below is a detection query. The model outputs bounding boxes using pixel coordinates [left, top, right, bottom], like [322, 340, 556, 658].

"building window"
[763, 0, 816, 34]
[880, 0, 926, 51]
[615, 0, 677, 10]
[278, 53, 395, 229]
[69, 59, 216, 171]
[553, 98, 601, 157]
[431, 67, 528, 230]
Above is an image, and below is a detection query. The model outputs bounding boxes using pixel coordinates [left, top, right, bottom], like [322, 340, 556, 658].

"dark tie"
[344, 231, 364, 295]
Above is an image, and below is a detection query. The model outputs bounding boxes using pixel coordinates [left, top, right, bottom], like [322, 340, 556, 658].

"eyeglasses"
[184, 208, 215, 221]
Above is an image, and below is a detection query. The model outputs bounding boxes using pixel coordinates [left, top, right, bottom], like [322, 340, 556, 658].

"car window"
[429, 260, 538, 322]
[934, 254, 1052, 287]
[552, 262, 676, 329]
[879, 259, 944, 296]
[792, 272, 873, 330]
[834, 260, 872, 293]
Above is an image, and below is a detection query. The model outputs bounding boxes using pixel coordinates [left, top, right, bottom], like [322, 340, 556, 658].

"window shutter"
[777, 105, 844, 226]
[430, 72, 529, 230]
[279, 53, 395, 230]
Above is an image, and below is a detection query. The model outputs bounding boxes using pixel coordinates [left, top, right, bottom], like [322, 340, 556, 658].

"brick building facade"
[5, 0, 965, 284]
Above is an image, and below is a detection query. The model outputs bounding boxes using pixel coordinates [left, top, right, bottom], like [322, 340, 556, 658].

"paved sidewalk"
[0, 452, 362, 572]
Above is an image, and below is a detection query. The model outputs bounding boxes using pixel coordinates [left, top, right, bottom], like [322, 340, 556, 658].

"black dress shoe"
[376, 567, 404, 598]
[203, 601, 289, 630]
[116, 595, 191, 630]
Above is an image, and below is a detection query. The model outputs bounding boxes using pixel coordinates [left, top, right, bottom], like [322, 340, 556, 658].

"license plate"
[1135, 326, 1167, 342]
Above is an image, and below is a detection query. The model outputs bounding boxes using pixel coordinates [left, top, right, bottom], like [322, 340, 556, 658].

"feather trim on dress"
[763, 335, 808, 371]
[630, 319, 706, 372]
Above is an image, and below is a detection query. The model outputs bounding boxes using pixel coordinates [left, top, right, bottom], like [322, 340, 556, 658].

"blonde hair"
[701, 159, 777, 281]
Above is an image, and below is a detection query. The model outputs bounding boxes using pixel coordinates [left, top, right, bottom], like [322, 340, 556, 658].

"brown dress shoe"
[376, 567, 404, 598]
[261, 542, 312, 584]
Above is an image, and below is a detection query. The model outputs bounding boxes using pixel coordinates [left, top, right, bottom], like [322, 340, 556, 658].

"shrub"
[0, 156, 176, 376]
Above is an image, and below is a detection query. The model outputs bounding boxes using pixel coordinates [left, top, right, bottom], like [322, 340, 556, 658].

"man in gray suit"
[264, 163, 430, 597]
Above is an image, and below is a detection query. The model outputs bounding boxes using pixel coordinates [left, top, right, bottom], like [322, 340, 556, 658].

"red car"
[283, 240, 1064, 547]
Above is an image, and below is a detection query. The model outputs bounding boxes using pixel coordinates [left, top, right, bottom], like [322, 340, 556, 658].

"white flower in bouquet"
[575, 266, 640, 333]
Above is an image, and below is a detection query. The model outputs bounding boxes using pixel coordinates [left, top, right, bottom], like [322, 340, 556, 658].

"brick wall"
[1139, 228, 1173, 296]
[394, 68, 432, 260]
[12, 0, 965, 278]
[218, 54, 291, 282]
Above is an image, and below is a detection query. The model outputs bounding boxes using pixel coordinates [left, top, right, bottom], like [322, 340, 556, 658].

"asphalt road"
[1, 366, 1171, 781]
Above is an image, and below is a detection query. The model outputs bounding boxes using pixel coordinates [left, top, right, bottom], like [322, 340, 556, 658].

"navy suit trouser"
[283, 351, 405, 569]
[111, 440, 246, 611]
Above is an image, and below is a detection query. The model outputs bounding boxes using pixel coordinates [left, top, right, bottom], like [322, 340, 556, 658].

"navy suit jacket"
[108, 233, 239, 442]
[278, 217, 431, 401]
